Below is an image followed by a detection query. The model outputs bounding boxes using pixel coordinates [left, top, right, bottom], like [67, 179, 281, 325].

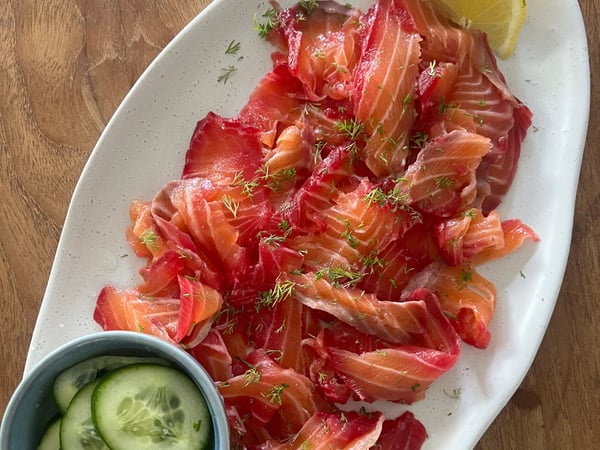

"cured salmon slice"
[469, 218, 540, 265]
[260, 122, 316, 209]
[406, 261, 497, 348]
[187, 329, 233, 382]
[353, 0, 422, 176]
[251, 288, 307, 373]
[159, 179, 278, 276]
[239, 63, 310, 145]
[442, 31, 532, 206]
[403, 130, 492, 217]
[446, 39, 516, 155]
[417, 61, 459, 111]
[283, 146, 358, 233]
[312, 290, 460, 404]
[289, 271, 434, 346]
[261, 410, 385, 449]
[277, 2, 362, 101]
[173, 274, 223, 343]
[93, 286, 180, 342]
[357, 212, 441, 301]
[435, 208, 505, 265]
[263, 123, 315, 179]
[226, 239, 304, 307]
[218, 350, 329, 440]
[171, 180, 243, 267]
[288, 178, 406, 270]
[399, 0, 474, 64]
[126, 200, 167, 258]
[239, 63, 355, 148]
[377, 412, 428, 450]
[359, 238, 430, 301]
[137, 250, 186, 297]
[329, 345, 457, 403]
[477, 103, 533, 213]
[182, 112, 264, 185]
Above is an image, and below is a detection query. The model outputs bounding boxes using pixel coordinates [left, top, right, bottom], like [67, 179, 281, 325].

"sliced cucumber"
[92, 364, 211, 450]
[60, 380, 110, 450]
[53, 355, 168, 412]
[37, 416, 61, 450]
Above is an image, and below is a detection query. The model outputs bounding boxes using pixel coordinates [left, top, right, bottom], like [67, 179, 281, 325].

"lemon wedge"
[431, 0, 527, 59]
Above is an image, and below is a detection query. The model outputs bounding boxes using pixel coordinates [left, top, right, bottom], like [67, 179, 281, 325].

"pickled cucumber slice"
[37, 417, 61, 450]
[60, 380, 109, 450]
[91, 364, 211, 450]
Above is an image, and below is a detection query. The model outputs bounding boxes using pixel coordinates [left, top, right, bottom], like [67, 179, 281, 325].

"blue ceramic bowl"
[0, 331, 230, 449]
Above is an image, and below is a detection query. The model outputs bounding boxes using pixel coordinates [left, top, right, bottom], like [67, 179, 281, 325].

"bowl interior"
[0, 331, 229, 449]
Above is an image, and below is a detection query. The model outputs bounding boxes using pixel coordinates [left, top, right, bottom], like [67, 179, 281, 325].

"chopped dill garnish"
[456, 268, 473, 289]
[243, 367, 262, 386]
[434, 176, 455, 190]
[139, 229, 159, 251]
[443, 387, 462, 400]
[313, 48, 326, 59]
[341, 220, 359, 249]
[363, 187, 388, 207]
[410, 131, 430, 150]
[428, 59, 442, 77]
[335, 118, 366, 161]
[254, 8, 279, 38]
[263, 233, 287, 247]
[258, 164, 297, 192]
[217, 65, 237, 84]
[316, 266, 364, 288]
[362, 250, 384, 274]
[231, 171, 259, 198]
[255, 279, 296, 312]
[461, 208, 477, 218]
[263, 383, 289, 405]
[225, 40, 241, 55]
[221, 194, 239, 218]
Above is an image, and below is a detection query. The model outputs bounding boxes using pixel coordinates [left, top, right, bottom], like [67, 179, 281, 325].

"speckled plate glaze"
[26, 1, 589, 448]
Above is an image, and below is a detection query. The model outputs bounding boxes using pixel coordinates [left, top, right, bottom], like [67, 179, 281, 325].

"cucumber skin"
[36, 417, 61, 450]
[53, 355, 169, 413]
[59, 379, 110, 450]
[91, 364, 212, 450]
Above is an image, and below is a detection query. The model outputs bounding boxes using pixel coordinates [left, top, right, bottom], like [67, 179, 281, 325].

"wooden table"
[1, 1, 597, 448]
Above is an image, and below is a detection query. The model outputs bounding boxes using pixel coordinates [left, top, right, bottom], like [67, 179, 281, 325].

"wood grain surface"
[1, 1, 598, 448]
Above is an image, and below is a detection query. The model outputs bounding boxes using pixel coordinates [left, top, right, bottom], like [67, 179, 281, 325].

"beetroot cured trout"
[93, 1, 538, 448]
